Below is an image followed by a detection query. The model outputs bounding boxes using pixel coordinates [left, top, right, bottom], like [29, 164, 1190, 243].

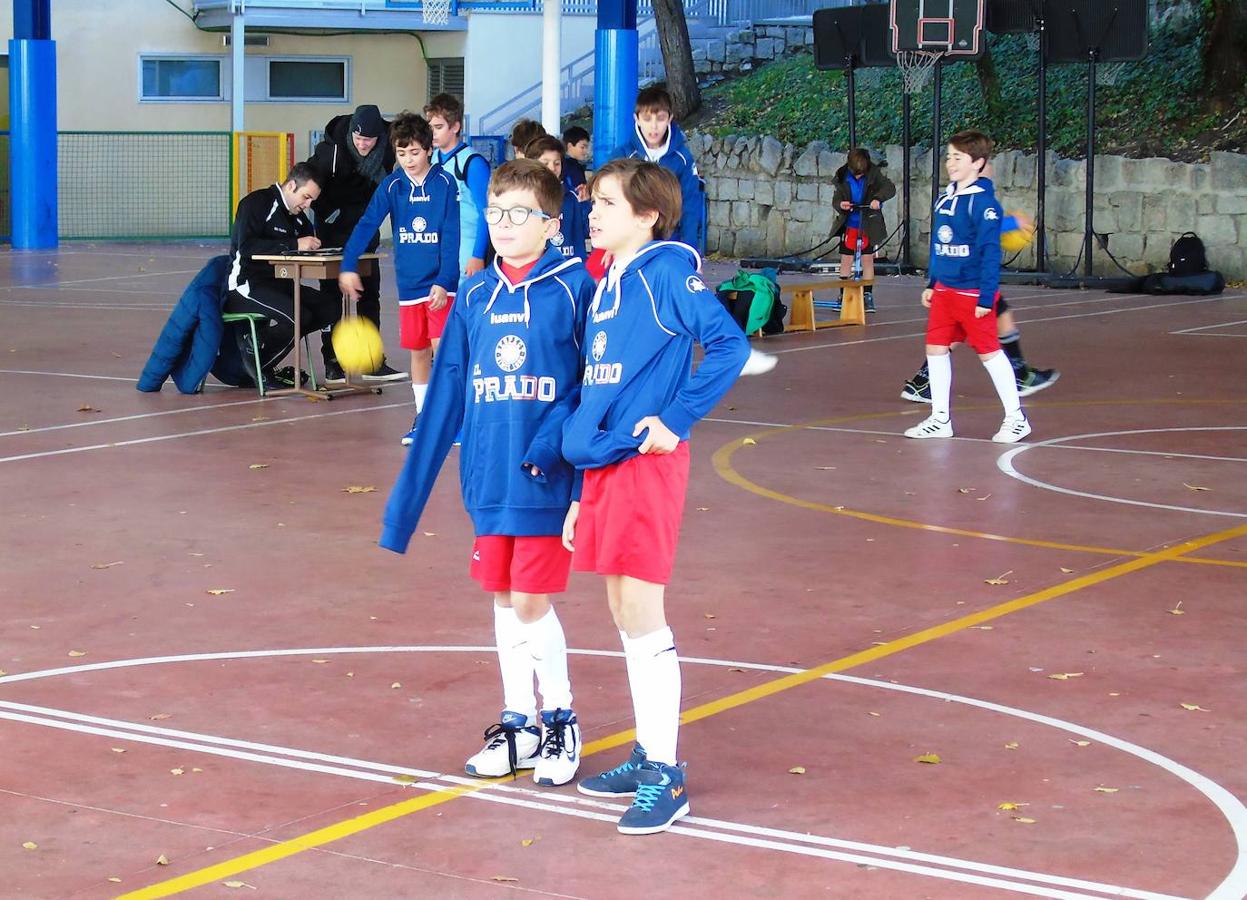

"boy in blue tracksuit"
[628, 86, 705, 251]
[380, 160, 595, 789]
[339, 112, 459, 444]
[904, 129, 1030, 444]
[563, 159, 749, 835]
[526, 134, 590, 261]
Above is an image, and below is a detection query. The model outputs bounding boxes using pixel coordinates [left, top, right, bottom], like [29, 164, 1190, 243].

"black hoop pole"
[847, 65, 857, 149]
[1035, 17, 1048, 272]
[901, 90, 912, 270]
[1084, 48, 1097, 278]
[931, 58, 943, 213]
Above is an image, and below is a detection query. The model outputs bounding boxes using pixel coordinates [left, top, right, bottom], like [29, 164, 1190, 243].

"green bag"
[715, 269, 779, 334]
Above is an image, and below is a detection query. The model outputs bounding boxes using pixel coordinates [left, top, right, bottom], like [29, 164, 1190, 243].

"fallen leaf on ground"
[696, 507, 710, 511]
[728, 667, 745, 673]
[1012, 816, 1037, 824]
[1180, 703, 1210, 712]
[248, 464, 268, 470]
[997, 802, 1027, 810]
[77, 404, 99, 413]
[815, 466, 836, 470]
[788, 766, 806, 775]
[393, 774, 417, 784]
[108, 878, 122, 883]
[1093, 786, 1119, 793]
[251, 416, 268, 422]
[67, 650, 86, 657]
[984, 570, 1013, 585]
[1183, 483, 1211, 492]
[957, 487, 975, 494]
[1047, 672, 1085, 680]
[206, 589, 234, 596]
[521, 838, 538, 847]
[1060, 567, 1075, 574]
[149, 713, 171, 721]
[223, 881, 257, 890]
[342, 485, 377, 494]
[741, 438, 757, 446]
[390, 682, 402, 689]
[90, 561, 124, 569]
[170, 768, 184, 776]
[111, 748, 126, 754]
[192, 768, 203, 773]
[1004, 742, 1019, 750]
[22, 842, 37, 850]
[976, 493, 993, 501]
[914, 753, 941, 765]
[311, 659, 329, 664]
[972, 625, 994, 630]
[491, 876, 519, 883]
[868, 712, 881, 717]
[1168, 601, 1185, 615]
[155, 855, 170, 866]
[1069, 740, 1091, 747]
[703, 613, 716, 619]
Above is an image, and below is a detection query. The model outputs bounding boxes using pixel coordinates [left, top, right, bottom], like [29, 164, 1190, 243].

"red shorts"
[839, 226, 874, 256]
[925, 283, 1001, 354]
[470, 535, 572, 594]
[573, 443, 691, 585]
[399, 295, 454, 351]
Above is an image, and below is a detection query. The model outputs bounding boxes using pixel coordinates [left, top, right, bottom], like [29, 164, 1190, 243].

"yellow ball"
[1001, 210, 1036, 253]
[331, 316, 384, 376]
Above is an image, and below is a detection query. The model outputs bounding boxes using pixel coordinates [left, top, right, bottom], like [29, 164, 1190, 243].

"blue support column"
[593, 0, 638, 164]
[11, 0, 58, 248]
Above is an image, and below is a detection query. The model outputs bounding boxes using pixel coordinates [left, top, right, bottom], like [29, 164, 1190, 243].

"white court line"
[0, 369, 138, 383]
[4, 268, 202, 289]
[0, 398, 269, 438]
[1170, 319, 1247, 335]
[998, 427, 1247, 518]
[0, 401, 412, 465]
[772, 294, 1243, 355]
[0, 301, 173, 311]
[1, 646, 1208, 900]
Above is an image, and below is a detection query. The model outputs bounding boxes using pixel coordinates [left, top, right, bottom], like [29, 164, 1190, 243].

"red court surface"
[1, 242, 1245, 899]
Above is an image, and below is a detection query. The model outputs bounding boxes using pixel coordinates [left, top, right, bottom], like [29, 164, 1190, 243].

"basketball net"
[422, 0, 450, 26]
[1096, 61, 1128, 87]
[896, 49, 942, 94]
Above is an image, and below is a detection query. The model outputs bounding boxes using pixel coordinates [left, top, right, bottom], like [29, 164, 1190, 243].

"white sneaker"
[739, 348, 778, 376]
[992, 413, 1032, 443]
[464, 711, 541, 778]
[904, 415, 953, 439]
[533, 709, 580, 787]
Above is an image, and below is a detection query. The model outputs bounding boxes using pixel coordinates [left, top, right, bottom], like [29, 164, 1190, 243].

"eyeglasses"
[484, 205, 553, 226]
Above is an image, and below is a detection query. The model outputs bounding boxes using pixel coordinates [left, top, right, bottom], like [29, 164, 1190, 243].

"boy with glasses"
[381, 160, 595, 787]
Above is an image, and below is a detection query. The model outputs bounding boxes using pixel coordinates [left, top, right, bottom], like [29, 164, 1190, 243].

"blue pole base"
[10, 38, 58, 249]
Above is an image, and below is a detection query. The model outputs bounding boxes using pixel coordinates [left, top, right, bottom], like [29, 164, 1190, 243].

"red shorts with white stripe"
[399, 294, 454, 350]
[924, 282, 1001, 354]
[573, 443, 691, 585]
[470, 535, 572, 594]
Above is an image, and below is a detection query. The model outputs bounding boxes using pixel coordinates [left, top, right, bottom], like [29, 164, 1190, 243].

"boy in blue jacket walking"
[380, 160, 595, 787]
[628, 87, 705, 251]
[526, 134, 590, 261]
[339, 112, 460, 444]
[905, 130, 1031, 444]
[563, 159, 750, 834]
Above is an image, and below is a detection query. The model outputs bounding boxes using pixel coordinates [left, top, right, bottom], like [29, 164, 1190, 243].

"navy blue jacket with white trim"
[927, 176, 1004, 307]
[628, 122, 705, 249]
[341, 164, 460, 300]
[561, 241, 750, 470]
[380, 247, 595, 552]
[552, 186, 589, 260]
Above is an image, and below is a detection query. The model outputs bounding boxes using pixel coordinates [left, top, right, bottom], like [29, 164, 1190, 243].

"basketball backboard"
[1044, 0, 1148, 63]
[890, 0, 986, 57]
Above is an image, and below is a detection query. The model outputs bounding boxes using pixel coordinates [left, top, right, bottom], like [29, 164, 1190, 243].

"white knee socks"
[983, 352, 1022, 417]
[927, 353, 953, 420]
[493, 604, 536, 720]
[526, 607, 572, 711]
[622, 627, 682, 766]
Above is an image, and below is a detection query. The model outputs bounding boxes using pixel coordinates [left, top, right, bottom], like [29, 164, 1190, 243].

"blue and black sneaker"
[617, 760, 689, 835]
[576, 743, 647, 797]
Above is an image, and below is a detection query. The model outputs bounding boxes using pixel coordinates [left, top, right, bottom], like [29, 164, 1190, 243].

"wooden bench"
[781, 278, 873, 331]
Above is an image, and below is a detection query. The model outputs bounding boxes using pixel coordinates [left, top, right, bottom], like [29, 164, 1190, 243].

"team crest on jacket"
[551, 231, 564, 247]
[412, 216, 427, 232]
[937, 225, 954, 243]
[686, 275, 708, 293]
[591, 331, 607, 361]
[984, 208, 999, 220]
[495, 334, 527, 372]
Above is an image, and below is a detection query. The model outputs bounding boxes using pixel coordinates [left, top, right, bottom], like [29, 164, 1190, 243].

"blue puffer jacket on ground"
[137, 255, 233, 394]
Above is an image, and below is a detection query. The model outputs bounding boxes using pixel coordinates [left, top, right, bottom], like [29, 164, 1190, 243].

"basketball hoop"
[422, 0, 450, 26]
[1096, 61, 1128, 87]
[896, 49, 942, 94]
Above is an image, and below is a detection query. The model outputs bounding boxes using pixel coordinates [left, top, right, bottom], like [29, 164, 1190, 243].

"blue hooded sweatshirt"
[562, 241, 750, 471]
[552, 186, 589, 260]
[380, 247, 595, 553]
[927, 176, 1004, 308]
[628, 121, 705, 250]
[341, 164, 460, 300]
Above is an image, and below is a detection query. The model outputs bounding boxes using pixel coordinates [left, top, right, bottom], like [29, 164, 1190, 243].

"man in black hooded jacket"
[308, 104, 406, 382]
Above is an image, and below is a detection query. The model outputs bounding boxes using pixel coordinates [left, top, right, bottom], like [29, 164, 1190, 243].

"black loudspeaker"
[813, 6, 865, 70]
[986, 0, 1039, 35]
[1043, 0, 1148, 63]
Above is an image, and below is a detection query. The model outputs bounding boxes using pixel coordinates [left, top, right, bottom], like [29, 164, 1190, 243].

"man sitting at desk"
[226, 162, 339, 389]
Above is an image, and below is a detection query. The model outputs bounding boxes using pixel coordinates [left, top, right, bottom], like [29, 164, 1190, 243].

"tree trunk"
[652, 0, 701, 120]
[1202, 0, 1247, 112]
[973, 42, 1007, 123]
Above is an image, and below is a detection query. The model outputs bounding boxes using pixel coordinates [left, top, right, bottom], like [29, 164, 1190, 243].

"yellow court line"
[117, 784, 484, 900]
[126, 519, 1247, 898]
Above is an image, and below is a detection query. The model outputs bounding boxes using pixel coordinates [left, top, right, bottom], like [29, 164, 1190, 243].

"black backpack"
[1168, 232, 1207, 276]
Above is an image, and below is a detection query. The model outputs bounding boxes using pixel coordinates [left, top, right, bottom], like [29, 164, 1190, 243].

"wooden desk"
[782, 277, 874, 331]
[251, 252, 382, 401]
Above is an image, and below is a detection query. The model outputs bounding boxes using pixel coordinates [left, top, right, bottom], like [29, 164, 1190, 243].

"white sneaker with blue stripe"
[464, 710, 541, 778]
